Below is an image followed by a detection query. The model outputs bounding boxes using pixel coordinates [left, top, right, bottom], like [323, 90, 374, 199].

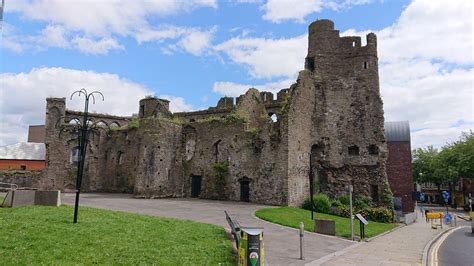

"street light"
[57, 89, 105, 223]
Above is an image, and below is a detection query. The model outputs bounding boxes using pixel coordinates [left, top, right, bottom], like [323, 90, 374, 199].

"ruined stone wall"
[181, 109, 288, 205]
[40, 19, 391, 208]
[43, 98, 132, 192]
[0, 170, 45, 189]
[133, 119, 184, 198]
[286, 19, 390, 206]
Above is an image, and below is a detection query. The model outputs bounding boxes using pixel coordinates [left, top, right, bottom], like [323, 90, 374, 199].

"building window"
[110, 122, 120, 129]
[70, 147, 80, 165]
[20, 165, 26, 170]
[306, 57, 315, 71]
[363, 61, 368, 69]
[269, 113, 278, 123]
[371, 185, 379, 203]
[348, 145, 359, 156]
[117, 152, 124, 165]
[213, 140, 222, 163]
[139, 104, 145, 117]
[368, 145, 379, 155]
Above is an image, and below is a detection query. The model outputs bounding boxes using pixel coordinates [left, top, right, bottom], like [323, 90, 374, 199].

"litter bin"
[238, 227, 264, 266]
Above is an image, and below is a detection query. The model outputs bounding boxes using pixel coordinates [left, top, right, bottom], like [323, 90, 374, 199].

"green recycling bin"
[238, 227, 264, 266]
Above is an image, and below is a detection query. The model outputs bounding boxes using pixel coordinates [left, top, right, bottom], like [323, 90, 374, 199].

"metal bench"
[225, 210, 241, 247]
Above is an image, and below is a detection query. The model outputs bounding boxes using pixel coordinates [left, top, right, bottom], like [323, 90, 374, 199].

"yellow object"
[470, 212, 474, 218]
[238, 228, 264, 266]
[427, 212, 443, 219]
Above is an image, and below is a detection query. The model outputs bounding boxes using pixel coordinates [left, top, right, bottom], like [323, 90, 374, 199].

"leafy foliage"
[412, 131, 474, 204]
[302, 194, 331, 214]
[256, 207, 398, 238]
[337, 194, 350, 206]
[354, 194, 374, 210]
[127, 118, 139, 129]
[213, 161, 229, 197]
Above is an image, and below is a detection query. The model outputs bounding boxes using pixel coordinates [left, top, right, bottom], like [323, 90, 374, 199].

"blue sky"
[0, 0, 472, 149]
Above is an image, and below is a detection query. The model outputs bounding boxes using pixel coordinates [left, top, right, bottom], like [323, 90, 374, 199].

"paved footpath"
[62, 193, 352, 265]
[312, 210, 450, 266]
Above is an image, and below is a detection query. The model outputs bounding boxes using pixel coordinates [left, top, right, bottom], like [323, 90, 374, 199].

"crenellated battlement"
[210, 88, 290, 111]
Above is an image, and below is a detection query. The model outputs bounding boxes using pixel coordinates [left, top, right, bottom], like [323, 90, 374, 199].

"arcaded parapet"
[287, 19, 390, 207]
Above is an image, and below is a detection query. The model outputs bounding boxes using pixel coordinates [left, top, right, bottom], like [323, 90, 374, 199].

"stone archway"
[239, 176, 250, 202]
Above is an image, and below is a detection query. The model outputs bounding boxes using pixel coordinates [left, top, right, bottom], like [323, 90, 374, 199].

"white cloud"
[159, 95, 195, 112]
[376, 0, 473, 65]
[136, 26, 216, 56]
[7, 0, 217, 36]
[177, 27, 216, 56]
[214, 35, 307, 79]
[262, 0, 323, 23]
[0, 68, 194, 145]
[261, 0, 373, 23]
[37, 25, 70, 48]
[213, 79, 295, 97]
[71, 36, 124, 55]
[4, 0, 217, 55]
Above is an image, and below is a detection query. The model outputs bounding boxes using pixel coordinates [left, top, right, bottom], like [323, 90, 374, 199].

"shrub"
[331, 199, 343, 208]
[381, 188, 394, 207]
[354, 195, 374, 210]
[359, 207, 393, 223]
[337, 194, 350, 206]
[224, 112, 246, 123]
[301, 194, 331, 214]
[128, 118, 139, 129]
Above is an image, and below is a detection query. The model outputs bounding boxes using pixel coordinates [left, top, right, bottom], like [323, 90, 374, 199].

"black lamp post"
[309, 154, 315, 220]
[60, 89, 104, 223]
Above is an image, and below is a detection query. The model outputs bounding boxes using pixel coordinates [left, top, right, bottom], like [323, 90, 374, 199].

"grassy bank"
[0, 205, 233, 265]
[256, 207, 398, 238]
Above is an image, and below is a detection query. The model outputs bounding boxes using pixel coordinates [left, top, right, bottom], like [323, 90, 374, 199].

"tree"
[412, 131, 474, 205]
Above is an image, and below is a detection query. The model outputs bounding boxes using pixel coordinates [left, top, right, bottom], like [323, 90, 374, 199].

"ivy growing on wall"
[213, 161, 229, 198]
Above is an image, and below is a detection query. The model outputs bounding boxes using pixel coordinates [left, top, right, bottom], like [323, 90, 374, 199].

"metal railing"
[225, 210, 241, 247]
[0, 182, 18, 191]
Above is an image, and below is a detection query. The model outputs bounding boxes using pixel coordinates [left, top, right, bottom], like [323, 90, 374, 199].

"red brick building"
[385, 121, 414, 213]
[0, 143, 46, 171]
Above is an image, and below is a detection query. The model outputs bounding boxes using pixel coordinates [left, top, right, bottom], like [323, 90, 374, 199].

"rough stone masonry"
[41, 19, 391, 207]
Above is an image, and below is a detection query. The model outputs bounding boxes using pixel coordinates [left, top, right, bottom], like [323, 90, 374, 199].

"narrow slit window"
[364, 61, 368, 69]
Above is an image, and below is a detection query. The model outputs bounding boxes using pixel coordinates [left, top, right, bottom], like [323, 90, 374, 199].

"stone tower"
[286, 19, 389, 206]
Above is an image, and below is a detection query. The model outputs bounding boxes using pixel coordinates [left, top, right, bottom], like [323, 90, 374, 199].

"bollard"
[238, 227, 264, 266]
[299, 222, 304, 260]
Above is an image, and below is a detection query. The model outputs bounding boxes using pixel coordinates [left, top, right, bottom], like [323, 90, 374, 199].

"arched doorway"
[240, 177, 250, 202]
[191, 175, 202, 198]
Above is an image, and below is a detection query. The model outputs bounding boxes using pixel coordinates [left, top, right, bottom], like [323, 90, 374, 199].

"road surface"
[438, 222, 474, 266]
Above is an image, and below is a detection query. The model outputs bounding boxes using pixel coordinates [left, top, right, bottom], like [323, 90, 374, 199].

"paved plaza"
[62, 193, 353, 265]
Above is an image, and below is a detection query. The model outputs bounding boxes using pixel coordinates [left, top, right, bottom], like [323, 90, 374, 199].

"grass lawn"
[0, 205, 233, 265]
[256, 207, 399, 239]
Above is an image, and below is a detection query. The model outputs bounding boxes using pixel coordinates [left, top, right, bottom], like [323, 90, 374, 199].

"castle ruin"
[42, 20, 391, 207]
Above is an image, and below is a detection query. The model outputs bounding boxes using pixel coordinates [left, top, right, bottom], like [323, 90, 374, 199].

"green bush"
[354, 195, 374, 210]
[338, 194, 350, 206]
[381, 188, 394, 207]
[331, 199, 343, 208]
[359, 207, 393, 223]
[302, 194, 331, 214]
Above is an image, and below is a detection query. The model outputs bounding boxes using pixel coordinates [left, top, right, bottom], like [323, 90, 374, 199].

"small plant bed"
[255, 207, 398, 239]
[0, 205, 233, 265]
